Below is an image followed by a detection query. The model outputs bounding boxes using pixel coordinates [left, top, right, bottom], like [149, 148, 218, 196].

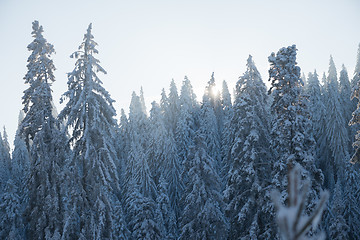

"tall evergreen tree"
[0, 131, 11, 185]
[329, 181, 349, 239]
[16, 20, 69, 240]
[0, 179, 25, 239]
[180, 134, 227, 240]
[343, 162, 360, 240]
[155, 175, 177, 239]
[225, 55, 272, 239]
[339, 65, 353, 152]
[0, 111, 30, 240]
[20, 20, 56, 150]
[58, 23, 120, 239]
[162, 79, 180, 136]
[126, 181, 160, 240]
[176, 76, 198, 166]
[324, 56, 349, 186]
[268, 45, 323, 237]
[200, 74, 221, 172]
[148, 101, 183, 223]
[350, 43, 360, 113]
[220, 80, 233, 178]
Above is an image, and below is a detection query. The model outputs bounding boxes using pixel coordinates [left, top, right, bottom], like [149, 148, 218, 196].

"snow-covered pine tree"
[350, 44, 360, 163]
[148, 101, 169, 184]
[58, 23, 119, 239]
[0, 179, 25, 239]
[16, 20, 69, 239]
[268, 45, 324, 238]
[148, 101, 183, 224]
[112, 197, 130, 240]
[200, 74, 221, 172]
[125, 92, 152, 194]
[350, 43, 360, 114]
[224, 55, 272, 239]
[0, 130, 11, 185]
[162, 79, 180, 136]
[329, 181, 349, 239]
[140, 86, 147, 115]
[126, 181, 160, 240]
[1, 111, 30, 240]
[116, 109, 130, 190]
[155, 175, 177, 239]
[305, 71, 326, 144]
[339, 65, 353, 153]
[343, 161, 360, 240]
[20, 20, 56, 150]
[220, 80, 233, 179]
[27, 118, 69, 240]
[324, 56, 350, 185]
[180, 134, 227, 240]
[176, 76, 199, 176]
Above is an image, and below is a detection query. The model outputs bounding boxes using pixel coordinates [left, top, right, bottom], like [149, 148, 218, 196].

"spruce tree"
[268, 45, 323, 237]
[148, 101, 183, 224]
[176, 76, 198, 171]
[220, 80, 233, 179]
[162, 79, 180, 136]
[200, 75, 221, 172]
[16, 20, 69, 239]
[225, 55, 272, 239]
[329, 181, 349, 239]
[0, 179, 25, 239]
[339, 65, 353, 152]
[58, 23, 119, 239]
[155, 175, 177, 239]
[324, 56, 349, 185]
[180, 134, 227, 240]
[20, 20, 56, 150]
[350, 44, 360, 163]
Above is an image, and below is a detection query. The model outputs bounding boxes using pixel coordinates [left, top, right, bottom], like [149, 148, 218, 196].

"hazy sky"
[1, 0, 360, 146]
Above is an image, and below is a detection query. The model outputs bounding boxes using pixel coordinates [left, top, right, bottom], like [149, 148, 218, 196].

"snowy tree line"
[0, 21, 359, 239]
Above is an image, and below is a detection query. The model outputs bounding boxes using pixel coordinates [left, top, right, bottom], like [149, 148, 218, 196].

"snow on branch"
[271, 165, 329, 240]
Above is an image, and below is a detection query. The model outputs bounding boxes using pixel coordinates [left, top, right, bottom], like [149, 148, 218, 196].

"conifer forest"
[1, 20, 360, 240]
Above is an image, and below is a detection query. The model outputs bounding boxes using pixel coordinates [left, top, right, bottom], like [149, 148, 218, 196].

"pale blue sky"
[0, 0, 360, 146]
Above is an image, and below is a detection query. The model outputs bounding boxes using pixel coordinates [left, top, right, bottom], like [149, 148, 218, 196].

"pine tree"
[329, 181, 349, 239]
[58, 23, 119, 239]
[176, 76, 198, 171]
[2, 111, 30, 240]
[268, 45, 324, 237]
[162, 79, 180, 136]
[324, 56, 349, 185]
[339, 65, 353, 152]
[125, 92, 152, 196]
[0, 131, 11, 185]
[200, 75, 221, 172]
[180, 134, 227, 240]
[305, 71, 326, 142]
[0, 179, 25, 239]
[155, 175, 177, 239]
[225, 55, 272, 239]
[116, 109, 130, 189]
[220, 80, 233, 179]
[16, 20, 68, 239]
[350, 44, 360, 163]
[27, 120, 69, 240]
[343, 162, 360, 240]
[20, 20, 56, 150]
[148, 101, 183, 224]
[350, 43, 360, 114]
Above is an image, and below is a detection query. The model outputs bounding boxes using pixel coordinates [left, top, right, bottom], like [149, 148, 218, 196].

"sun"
[210, 85, 220, 98]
